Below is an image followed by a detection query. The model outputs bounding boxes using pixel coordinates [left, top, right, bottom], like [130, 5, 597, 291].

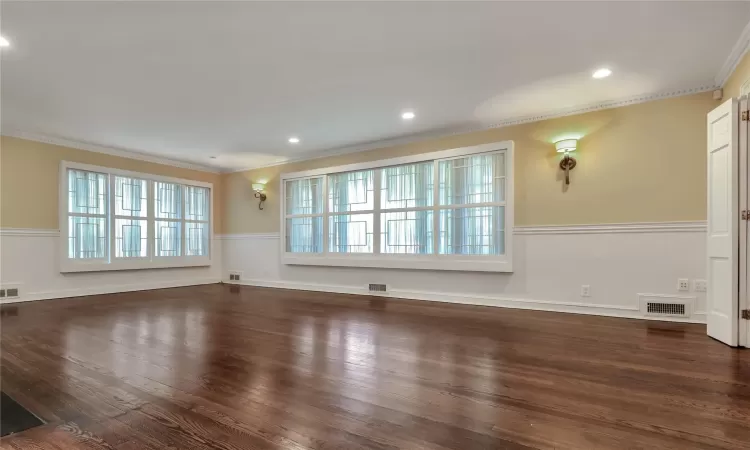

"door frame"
[741, 96, 749, 348]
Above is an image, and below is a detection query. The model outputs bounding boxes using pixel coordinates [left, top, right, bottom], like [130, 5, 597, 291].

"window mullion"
[148, 180, 154, 261]
[109, 173, 115, 263]
[181, 185, 186, 258]
[373, 168, 381, 254]
[322, 175, 329, 254]
[432, 159, 440, 256]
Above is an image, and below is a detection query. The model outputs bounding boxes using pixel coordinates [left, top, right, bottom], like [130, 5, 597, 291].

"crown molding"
[1, 129, 222, 174]
[228, 84, 716, 173]
[716, 19, 750, 88]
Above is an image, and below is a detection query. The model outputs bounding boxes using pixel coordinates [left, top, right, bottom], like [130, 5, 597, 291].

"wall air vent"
[368, 284, 387, 292]
[0, 285, 20, 300]
[647, 302, 686, 316]
[639, 295, 692, 318]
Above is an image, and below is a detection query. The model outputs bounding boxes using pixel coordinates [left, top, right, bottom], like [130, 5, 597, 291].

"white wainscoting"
[0, 229, 222, 303]
[220, 222, 708, 323]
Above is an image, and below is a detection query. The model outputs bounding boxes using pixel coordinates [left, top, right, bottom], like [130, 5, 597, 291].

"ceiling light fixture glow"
[592, 68, 612, 79]
[401, 111, 415, 120]
[0, 36, 10, 48]
[288, 137, 300, 144]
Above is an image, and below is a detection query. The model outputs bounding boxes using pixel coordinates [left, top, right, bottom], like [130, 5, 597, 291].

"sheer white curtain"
[285, 177, 324, 253]
[283, 151, 505, 257]
[328, 170, 374, 253]
[67, 169, 108, 260]
[381, 162, 433, 254]
[438, 153, 504, 255]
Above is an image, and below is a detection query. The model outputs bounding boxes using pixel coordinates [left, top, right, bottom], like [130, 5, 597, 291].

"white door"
[707, 98, 739, 346]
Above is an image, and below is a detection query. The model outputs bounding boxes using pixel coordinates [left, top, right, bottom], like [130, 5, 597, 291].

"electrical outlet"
[677, 279, 690, 291]
[580, 285, 591, 297]
[693, 279, 707, 292]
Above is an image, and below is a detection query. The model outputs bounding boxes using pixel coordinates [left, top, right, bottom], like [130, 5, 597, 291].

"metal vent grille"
[6, 288, 19, 298]
[0, 289, 5, 298]
[369, 284, 387, 292]
[647, 302, 686, 316]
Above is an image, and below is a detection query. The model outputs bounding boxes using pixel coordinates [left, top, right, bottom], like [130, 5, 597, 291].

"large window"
[60, 161, 212, 273]
[281, 142, 513, 272]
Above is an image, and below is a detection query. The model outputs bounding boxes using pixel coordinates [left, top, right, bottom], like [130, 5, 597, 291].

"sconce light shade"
[252, 183, 265, 192]
[555, 139, 578, 153]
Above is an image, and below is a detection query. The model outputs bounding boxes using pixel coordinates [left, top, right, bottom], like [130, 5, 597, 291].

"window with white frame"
[61, 162, 212, 273]
[282, 142, 513, 272]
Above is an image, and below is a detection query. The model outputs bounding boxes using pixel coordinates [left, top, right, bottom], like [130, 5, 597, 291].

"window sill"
[60, 256, 212, 273]
[282, 254, 512, 273]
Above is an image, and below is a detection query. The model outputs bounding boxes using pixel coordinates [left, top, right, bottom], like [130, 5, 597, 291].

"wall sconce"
[555, 139, 578, 185]
[252, 183, 267, 210]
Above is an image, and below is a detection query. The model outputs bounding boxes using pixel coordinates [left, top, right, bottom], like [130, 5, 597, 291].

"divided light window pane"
[438, 206, 504, 255]
[155, 220, 182, 257]
[381, 210, 433, 254]
[439, 153, 505, 205]
[381, 162, 433, 209]
[286, 217, 323, 253]
[114, 176, 147, 217]
[115, 218, 148, 258]
[286, 178, 323, 215]
[67, 169, 108, 260]
[185, 186, 210, 257]
[114, 176, 148, 258]
[185, 186, 210, 222]
[154, 182, 182, 219]
[329, 213, 374, 253]
[68, 216, 107, 259]
[185, 222, 209, 256]
[328, 170, 374, 213]
[285, 177, 324, 253]
[68, 169, 107, 215]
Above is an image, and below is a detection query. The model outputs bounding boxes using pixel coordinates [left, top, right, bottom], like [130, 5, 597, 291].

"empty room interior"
[2, 1, 750, 448]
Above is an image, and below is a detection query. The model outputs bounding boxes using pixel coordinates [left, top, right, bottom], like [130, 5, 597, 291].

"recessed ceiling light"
[209, 156, 217, 159]
[288, 137, 300, 144]
[401, 111, 415, 120]
[0, 36, 10, 48]
[592, 68, 612, 79]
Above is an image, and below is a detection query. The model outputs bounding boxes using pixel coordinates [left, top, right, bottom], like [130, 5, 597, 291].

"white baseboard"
[228, 279, 707, 324]
[1, 278, 221, 304]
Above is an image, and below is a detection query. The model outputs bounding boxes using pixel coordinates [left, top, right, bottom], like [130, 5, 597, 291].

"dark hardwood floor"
[0, 284, 748, 449]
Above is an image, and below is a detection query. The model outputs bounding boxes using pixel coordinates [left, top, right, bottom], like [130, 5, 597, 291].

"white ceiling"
[2, 1, 749, 171]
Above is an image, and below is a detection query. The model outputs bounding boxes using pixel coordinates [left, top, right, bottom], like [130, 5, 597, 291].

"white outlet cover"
[693, 279, 707, 292]
[581, 285, 591, 297]
[677, 279, 690, 291]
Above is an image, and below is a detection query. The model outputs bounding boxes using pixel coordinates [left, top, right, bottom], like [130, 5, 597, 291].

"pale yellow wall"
[0, 136, 224, 233]
[225, 92, 717, 234]
[723, 51, 750, 99]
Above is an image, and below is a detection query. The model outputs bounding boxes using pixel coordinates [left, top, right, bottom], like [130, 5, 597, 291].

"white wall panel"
[222, 223, 707, 323]
[0, 230, 222, 302]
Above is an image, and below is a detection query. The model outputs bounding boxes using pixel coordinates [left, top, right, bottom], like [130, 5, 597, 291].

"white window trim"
[280, 141, 514, 272]
[59, 161, 213, 273]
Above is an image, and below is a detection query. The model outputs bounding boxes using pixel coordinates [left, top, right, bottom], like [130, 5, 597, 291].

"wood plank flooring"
[1, 284, 749, 449]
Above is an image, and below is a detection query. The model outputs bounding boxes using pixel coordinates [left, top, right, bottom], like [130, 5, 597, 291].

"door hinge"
[742, 310, 750, 320]
[743, 210, 748, 220]
[743, 111, 750, 121]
